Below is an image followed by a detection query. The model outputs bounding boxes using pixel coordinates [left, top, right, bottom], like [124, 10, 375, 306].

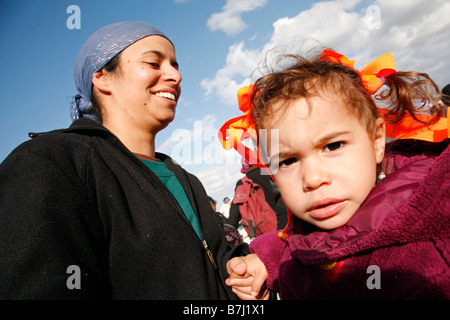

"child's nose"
[301, 158, 331, 192]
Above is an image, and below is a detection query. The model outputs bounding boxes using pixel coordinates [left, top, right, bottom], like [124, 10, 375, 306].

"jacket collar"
[29, 118, 110, 138]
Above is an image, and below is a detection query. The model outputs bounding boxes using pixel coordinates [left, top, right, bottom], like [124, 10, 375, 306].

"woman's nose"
[162, 64, 182, 85]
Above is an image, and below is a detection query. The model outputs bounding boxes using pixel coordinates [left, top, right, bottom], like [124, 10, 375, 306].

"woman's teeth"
[155, 92, 176, 101]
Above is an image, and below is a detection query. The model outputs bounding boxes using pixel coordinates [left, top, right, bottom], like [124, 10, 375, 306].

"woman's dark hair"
[89, 53, 122, 120]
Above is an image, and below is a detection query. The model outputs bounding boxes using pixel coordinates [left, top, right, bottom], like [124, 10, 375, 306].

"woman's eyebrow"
[141, 49, 164, 57]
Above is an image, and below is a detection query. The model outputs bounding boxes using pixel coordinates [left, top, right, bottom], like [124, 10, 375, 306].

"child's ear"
[374, 117, 386, 164]
[91, 68, 112, 94]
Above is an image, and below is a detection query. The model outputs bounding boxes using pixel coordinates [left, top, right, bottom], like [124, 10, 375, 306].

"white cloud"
[202, 0, 450, 105]
[207, 0, 268, 36]
[200, 41, 262, 105]
[269, 0, 362, 49]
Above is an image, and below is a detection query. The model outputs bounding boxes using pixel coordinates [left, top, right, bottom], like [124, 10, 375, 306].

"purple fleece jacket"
[250, 139, 450, 299]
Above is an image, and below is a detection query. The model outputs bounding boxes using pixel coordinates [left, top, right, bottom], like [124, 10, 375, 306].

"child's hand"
[226, 254, 269, 300]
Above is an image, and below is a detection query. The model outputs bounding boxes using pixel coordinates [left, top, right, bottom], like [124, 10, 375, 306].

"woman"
[0, 21, 249, 299]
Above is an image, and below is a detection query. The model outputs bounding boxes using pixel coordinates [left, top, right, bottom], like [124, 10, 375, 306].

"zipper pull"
[202, 240, 218, 270]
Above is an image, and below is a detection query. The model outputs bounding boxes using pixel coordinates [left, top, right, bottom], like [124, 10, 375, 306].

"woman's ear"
[91, 68, 112, 94]
[374, 117, 386, 164]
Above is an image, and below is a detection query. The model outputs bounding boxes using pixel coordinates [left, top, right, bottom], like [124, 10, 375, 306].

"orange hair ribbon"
[218, 85, 267, 168]
[218, 85, 292, 240]
[319, 49, 396, 95]
[320, 49, 450, 142]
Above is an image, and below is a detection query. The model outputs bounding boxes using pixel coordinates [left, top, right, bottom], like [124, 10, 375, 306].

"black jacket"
[0, 119, 249, 299]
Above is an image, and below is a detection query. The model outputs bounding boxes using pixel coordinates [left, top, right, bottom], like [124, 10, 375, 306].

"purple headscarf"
[70, 21, 172, 122]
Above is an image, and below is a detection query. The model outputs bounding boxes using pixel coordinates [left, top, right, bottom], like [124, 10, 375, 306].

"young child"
[220, 49, 449, 299]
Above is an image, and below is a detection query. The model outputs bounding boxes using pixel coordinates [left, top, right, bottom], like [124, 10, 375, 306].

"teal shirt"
[141, 159, 201, 239]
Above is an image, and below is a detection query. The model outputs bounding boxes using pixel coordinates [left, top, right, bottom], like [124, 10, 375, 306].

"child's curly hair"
[250, 50, 444, 139]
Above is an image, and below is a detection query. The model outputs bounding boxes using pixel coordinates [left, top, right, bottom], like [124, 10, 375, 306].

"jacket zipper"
[202, 240, 218, 270]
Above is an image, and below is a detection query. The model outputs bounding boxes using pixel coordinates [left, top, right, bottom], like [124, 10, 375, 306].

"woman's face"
[100, 35, 182, 134]
[266, 94, 385, 230]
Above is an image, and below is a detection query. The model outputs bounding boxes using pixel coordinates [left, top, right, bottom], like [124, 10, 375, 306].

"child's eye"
[324, 141, 343, 152]
[279, 157, 298, 167]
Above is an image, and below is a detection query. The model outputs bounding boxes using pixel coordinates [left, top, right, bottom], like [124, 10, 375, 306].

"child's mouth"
[308, 199, 346, 220]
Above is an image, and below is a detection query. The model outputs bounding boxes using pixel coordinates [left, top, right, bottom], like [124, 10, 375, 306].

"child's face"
[267, 94, 385, 230]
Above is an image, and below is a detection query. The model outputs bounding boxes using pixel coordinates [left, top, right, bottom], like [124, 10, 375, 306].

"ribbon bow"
[320, 49, 449, 142]
[218, 85, 266, 168]
[319, 49, 396, 95]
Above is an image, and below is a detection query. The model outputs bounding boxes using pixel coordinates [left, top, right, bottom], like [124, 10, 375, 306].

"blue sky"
[1, 0, 449, 202]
